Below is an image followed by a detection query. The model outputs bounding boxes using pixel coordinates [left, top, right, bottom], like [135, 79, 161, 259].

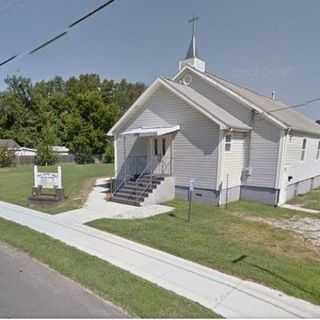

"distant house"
[51, 146, 70, 156]
[13, 147, 37, 156]
[0, 139, 20, 149]
[108, 29, 320, 207]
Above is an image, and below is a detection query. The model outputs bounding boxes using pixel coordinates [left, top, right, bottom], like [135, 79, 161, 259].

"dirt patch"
[246, 215, 320, 253]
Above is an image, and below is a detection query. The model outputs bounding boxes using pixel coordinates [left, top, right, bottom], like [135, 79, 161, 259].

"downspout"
[246, 109, 256, 170]
[216, 129, 225, 206]
[275, 127, 291, 206]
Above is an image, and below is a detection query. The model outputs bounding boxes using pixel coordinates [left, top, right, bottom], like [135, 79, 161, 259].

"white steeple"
[179, 16, 206, 72]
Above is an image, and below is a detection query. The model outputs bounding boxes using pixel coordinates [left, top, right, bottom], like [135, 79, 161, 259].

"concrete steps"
[111, 175, 166, 206]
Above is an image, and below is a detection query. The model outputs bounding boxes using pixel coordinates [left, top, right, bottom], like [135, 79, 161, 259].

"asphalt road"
[0, 243, 127, 318]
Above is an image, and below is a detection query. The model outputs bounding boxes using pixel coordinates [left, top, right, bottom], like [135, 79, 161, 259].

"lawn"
[0, 163, 113, 213]
[289, 188, 320, 211]
[0, 217, 216, 318]
[88, 200, 320, 305]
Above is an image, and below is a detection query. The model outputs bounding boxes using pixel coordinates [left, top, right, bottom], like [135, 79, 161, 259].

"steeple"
[179, 16, 206, 72]
[185, 16, 199, 59]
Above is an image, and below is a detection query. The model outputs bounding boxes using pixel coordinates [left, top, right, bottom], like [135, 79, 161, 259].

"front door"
[151, 135, 171, 175]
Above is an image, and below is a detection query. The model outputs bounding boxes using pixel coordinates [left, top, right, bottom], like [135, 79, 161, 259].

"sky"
[0, 0, 320, 119]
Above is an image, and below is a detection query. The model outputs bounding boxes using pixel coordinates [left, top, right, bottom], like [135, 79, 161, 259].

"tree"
[35, 119, 58, 166]
[0, 73, 146, 163]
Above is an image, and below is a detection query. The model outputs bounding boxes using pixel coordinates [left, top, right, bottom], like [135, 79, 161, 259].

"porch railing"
[112, 155, 172, 200]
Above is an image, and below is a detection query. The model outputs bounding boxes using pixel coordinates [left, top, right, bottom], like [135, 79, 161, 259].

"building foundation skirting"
[175, 185, 279, 206]
[285, 175, 320, 202]
[240, 185, 279, 206]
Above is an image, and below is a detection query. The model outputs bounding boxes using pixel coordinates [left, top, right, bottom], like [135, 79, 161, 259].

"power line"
[0, 0, 116, 68]
[255, 96, 320, 122]
[267, 97, 320, 114]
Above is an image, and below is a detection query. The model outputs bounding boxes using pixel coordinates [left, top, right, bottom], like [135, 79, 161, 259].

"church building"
[108, 20, 320, 207]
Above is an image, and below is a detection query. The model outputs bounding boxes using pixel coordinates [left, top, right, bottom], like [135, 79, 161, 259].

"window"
[317, 141, 320, 160]
[162, 138, 166, 156]
[225, 134, 232, 152]
[154, 139, 158, 156]
[301, 138, 307, 161]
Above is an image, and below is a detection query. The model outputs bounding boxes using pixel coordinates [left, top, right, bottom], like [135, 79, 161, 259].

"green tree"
[35, 120, 58, 166]
[0, 73, 145, 163]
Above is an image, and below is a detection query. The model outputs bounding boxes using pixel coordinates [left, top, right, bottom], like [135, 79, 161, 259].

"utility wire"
[0, 0, 116, 68]
[267, 97, 320, 114]
[255, 96, 320, 122]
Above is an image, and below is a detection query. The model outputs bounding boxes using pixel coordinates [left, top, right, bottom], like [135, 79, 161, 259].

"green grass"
[88, 200, 320, 305]
[289, 188, 320, 211]
[0, 163, 113, 213]
[0, 217, 217, 318]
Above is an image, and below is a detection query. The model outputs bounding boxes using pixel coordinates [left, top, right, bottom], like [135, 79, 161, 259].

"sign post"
[188, 179, 194, 222]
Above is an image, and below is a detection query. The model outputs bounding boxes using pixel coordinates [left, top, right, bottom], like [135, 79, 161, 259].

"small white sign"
[34, 166, 62, 189]
[37, 172, 59, 189]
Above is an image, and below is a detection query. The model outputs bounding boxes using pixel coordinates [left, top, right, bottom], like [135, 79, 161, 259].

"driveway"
[0, 243, 126, 318]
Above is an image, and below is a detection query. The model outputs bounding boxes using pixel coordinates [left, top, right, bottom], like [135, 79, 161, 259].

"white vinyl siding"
[285, 134, 320, 184]
[245, 119, 281, 188]
[116, 86, 220, 189]
[177, 70, 281, 188]
[222, 132, 248, 188]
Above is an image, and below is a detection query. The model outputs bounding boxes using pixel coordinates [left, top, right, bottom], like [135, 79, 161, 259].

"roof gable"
[174, 65, 320, 136]
[108, 77, 250, 136]
[0, 139, 20, 148]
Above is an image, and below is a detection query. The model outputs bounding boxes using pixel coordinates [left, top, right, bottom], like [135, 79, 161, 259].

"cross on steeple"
[186, 16, 199, 59]
[188, 16, 199, 39]
[179, 16, 206, 72]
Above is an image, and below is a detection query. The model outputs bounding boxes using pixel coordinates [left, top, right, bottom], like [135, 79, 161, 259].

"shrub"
[0, 146, 15, 167]
[103, 143, 114, 163]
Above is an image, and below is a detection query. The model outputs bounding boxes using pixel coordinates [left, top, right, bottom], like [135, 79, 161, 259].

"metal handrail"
[112, 155, 172, 203]
[135, 156, 172, 203]
[134, 157, 158, 203]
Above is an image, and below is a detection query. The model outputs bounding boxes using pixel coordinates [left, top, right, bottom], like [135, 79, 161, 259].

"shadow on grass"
[232, 254, 317, 297]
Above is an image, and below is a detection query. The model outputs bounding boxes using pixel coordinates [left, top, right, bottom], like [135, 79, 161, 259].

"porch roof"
[120, 125, 180, 137]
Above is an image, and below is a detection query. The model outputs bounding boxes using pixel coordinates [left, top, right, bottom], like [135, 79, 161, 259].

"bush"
[35, 143, 57, 166]
[0, 146, 15, 167]
[103, 143, 114, 163]
[74, 145, 94, 164]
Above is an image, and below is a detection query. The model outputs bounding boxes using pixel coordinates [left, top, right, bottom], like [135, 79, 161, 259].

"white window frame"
[301, 138, 307, 161]
[225, 134, 232, 152]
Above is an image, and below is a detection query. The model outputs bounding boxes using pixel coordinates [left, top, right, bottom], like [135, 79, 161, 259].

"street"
[0, 243, 126, 318]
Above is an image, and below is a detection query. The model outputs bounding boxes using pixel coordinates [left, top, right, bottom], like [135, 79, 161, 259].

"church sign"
[30, 166, 64, 203]
[34, 166, 62, 189]
[37, 172, 59, 189]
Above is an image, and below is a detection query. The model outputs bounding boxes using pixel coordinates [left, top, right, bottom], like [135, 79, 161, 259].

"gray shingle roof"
[0, 139, 20, 148]
[205, 71, 320, 135]
[162, 78, 251, 131]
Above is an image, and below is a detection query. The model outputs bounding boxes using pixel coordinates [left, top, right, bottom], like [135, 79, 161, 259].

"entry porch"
[111, 126, 179, 206]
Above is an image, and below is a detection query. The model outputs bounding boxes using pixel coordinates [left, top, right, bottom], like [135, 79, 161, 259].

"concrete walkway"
[55, 178, 174, 224]
[0, 201, 320, 318]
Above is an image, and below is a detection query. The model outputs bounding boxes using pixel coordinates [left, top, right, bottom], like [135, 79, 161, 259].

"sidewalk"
[0, 200, 319, 318]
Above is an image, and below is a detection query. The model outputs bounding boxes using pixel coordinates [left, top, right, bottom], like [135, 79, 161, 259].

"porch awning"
[120, 125, 180, 137]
